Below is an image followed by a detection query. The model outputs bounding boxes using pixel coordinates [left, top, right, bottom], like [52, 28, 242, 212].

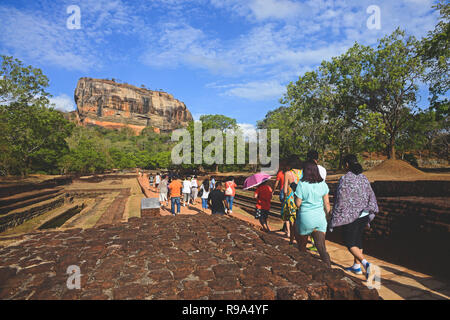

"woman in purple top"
[330, 155, 379, 280]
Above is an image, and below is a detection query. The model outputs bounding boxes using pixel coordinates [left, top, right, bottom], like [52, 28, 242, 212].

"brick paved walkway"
[140, 176, 449, 300]
[0, 213, 377, 300]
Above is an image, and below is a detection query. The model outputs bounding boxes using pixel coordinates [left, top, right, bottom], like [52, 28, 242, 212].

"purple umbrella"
[243, 173, 272, 190]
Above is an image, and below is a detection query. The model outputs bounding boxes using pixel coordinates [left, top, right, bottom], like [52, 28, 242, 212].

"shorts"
[279, 189, 285, 203]
[255, 208, 269, 220]
[341, 216, 369, 249]
[159, 192, 167, 202]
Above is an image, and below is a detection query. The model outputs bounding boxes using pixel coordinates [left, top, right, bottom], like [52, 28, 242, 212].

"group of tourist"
[272, 150, 379, 280]
[147, 149, 379, 280]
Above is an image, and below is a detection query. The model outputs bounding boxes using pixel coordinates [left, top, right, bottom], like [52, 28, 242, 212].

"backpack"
[225, 181, 233, 196]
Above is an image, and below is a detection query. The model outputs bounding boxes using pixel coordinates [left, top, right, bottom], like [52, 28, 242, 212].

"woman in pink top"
[224, 177, 237, 214]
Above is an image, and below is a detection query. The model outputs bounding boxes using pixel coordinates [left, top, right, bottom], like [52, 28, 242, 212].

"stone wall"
[0, 177, 72, 198]
[0, 196, 66, 233]
[327, 197, 450, 279]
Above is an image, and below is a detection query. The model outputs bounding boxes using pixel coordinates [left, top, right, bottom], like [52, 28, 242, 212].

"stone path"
[95, 189, 131, 226]
[0, 213, 377, 300]
[140, 177, 449, 300]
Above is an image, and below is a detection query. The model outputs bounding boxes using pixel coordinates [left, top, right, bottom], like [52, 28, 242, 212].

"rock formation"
[74, 78, 193, 134]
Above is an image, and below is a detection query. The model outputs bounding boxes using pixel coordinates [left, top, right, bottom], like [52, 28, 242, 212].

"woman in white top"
[190, 175, 199, 204]
[199, 179, 210, 212]
[182, 177, 191, 206]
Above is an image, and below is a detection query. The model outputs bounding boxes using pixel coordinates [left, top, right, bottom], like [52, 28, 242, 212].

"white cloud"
[248, 0, 303, 21]
[236, 123, 258, 142]
[0, 0, 440, 105]
[49, 94, 76, 112]
[0, 0, 144, 71]
[209, 80, 286, 100]
[210, 0, 304, 21]
[192, 113, 206, 121]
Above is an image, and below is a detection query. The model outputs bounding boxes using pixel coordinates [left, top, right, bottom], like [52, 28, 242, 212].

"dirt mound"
[365, 159, 425, 180]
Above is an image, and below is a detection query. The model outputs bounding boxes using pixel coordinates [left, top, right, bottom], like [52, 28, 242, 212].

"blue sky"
[0, 0, 440, 132]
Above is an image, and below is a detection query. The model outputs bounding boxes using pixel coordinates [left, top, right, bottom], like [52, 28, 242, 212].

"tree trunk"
[338, 150, 344, 170]
[389, 137, 396, 160]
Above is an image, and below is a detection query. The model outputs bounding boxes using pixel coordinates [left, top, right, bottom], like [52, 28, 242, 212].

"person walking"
[294, 160, 331, 268]
[273, 162, 286, 233]
[149, 174, 154, 189]
[182, 176, 191, 206]
[330, 154, 379, 280]
[306, 150, 327, 180]
[209, 176, 216, 191]
[155, 173, 161, 189]
[158, 175, 169, 206]
[168, 175, 182, 216]
[224, 176, 237, 214]
[190, 175, 199, 204]
[281, 156, 303, 245]
[208, 181, 229, 215]
[254, 179, 273, 232]
[199, 179, 210, 212]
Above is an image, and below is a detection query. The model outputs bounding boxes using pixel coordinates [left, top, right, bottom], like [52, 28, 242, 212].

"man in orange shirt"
[168, 175, 183, 216]
[254, 180, 272, 232]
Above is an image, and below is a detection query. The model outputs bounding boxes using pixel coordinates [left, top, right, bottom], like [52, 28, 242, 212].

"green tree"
[361, 29, 425, 159]
[420, 0, 449, 116]
[0, 56, 73, 175]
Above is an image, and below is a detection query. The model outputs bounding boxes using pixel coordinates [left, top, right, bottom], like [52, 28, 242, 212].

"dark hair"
[307, 150, 319, 161]
[203, 179, 210, 192]
[282, 154, 302, 168]
[215, 181, 222, 189]
[228, 176, 234, 181]
[301, 160, 323, 183]
[344, 154, 363, 175]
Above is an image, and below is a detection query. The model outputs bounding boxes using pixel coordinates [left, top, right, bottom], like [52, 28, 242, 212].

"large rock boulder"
[74, 78, 193, 134]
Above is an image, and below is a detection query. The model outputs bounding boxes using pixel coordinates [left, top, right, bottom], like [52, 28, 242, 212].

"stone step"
[0, 187, 63, 207]
[38, 202, 85, 230]
[0, 195, 66, 233]
[0, 190, 64, 215]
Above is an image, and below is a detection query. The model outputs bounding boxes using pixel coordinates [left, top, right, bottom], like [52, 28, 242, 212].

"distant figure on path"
[199, 179, 210, 212]
[208, 181, 229, 215]
[155, 173, 161, 189]
[149, 174, 154, 189]
[282, 156, 303, 244]
[158, 175, 169, 207]
[224, 177, 237, 214]
[168, 175, 182, 215]
[254, 179, 273, 232]
[330, 154, 379, 280]
[182, 176, 191, 206]
[210, 176, 216, 190]
[190, 175, 199, 204]
[294, 160, 331, 267]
